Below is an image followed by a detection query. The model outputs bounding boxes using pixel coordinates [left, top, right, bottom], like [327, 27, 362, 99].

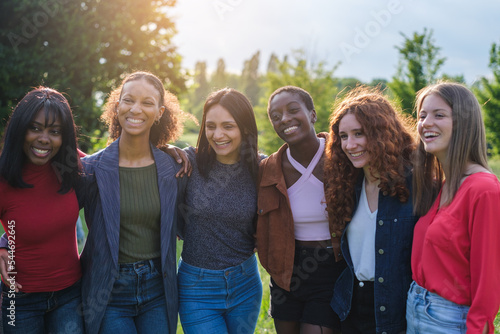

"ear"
[157, 106, 165, 121]
[311, 109, 317, 124]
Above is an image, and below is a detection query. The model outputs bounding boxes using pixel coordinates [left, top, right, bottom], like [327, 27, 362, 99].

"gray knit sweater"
[179, 147, 257, 270]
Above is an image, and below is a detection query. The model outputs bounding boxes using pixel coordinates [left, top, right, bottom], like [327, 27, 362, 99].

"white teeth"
[350, 151, 364, 157]
[284, 126, 298, 134]
[424, 132, 439, 138]
[215, 141, 230, 145]
[127, 118, 144, 124]
[33, 148, 49, 155]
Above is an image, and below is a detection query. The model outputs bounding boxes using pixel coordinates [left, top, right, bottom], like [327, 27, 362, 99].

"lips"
[283, 126, 298, 135]
[349, 151, 365, 158]
[214, 140, 230, 147]
[31, 147, 51, 157]
[126, 117, 145, 124]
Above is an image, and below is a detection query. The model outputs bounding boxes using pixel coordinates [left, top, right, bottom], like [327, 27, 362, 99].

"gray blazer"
[79, 138, 184, 334]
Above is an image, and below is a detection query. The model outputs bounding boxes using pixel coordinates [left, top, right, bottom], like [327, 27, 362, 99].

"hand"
[0, 248, 22, 292]
[160, 145, 192, 177]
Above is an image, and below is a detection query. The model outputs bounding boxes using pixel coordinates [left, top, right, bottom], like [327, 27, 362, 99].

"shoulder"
[460, 172, 500, 199]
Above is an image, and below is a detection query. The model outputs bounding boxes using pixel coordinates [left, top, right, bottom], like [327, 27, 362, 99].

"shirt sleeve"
[467, 186, 500, 333]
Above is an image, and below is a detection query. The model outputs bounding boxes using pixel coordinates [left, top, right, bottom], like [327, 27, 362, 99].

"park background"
[1, 0, 500, 332]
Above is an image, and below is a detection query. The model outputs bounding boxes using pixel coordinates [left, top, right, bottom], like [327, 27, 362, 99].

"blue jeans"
[406, 281, 469, 334]
[99, 258, 169, 334]
[1, 279, 83, 334]
[178, 254, 263, 334]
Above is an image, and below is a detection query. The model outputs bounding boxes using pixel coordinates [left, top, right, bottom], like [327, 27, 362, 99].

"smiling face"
[417, 93, 453, 162]
[268, 91, 316, 146]
[205, 104, 242, 164]
[338, 113, 371, 171]
[23, 109, 63, 165]
[117, 78, 164, 139]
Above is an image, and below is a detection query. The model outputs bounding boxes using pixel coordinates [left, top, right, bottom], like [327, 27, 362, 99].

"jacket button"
[378, 277, 384, 283]
[378, 249, 384, 255]
[378, 220, 384, 226]
[394, 218, 398, 222]
[331, 232, 337, 238]
[380, 305, 386, 312]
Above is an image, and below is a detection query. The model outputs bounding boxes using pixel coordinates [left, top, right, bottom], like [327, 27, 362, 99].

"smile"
[283, 126, 298, 135]
[349, 151, 365, 157]
[127, 118, 144, 124]
[215, 140, 230, 146]
[423, 131, 439, 138]
[32, 147, 51, 157]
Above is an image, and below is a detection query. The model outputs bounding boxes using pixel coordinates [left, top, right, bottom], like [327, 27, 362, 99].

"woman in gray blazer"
[79, 71, 187, 334]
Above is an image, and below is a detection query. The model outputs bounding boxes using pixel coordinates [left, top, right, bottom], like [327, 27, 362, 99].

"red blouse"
[412, 172, 500, 333]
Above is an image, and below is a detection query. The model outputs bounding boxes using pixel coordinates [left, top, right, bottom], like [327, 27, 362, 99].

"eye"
[339, 134, 347, 140]
[50, 129, 62, 135]
[29, 125, 41, 132]
[123, 98, 133, 104]
[270, 113, 280, 122]
[224, 124, 235, 130]
[143, 101, 154, 106]
[355, 131, 363, 137]
[206, 124, 215, 130]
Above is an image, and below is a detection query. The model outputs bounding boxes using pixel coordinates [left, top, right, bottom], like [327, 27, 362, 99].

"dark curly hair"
[101, 71, 185, 147]
[324, 86, 416, 235]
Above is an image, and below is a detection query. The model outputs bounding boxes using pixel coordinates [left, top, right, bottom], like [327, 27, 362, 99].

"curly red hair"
[324, 86, 416, 235]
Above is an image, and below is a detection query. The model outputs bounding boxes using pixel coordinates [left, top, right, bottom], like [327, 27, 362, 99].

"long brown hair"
[413, 81, 490, 216]
[324, 86, 416, 235]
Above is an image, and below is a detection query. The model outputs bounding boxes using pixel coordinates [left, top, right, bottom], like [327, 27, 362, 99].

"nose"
[37, 131, 50, 144]
[280, 111, 291, 124]
[130, 102, 141, 113]
[213, 127, 225, 139]
[345, 137, 357, 150]
[421, 114, 433, 128]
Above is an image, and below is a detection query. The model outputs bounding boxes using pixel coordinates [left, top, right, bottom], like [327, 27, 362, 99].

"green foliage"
[0, 0, 185, 152]
[255, 50, 340, 155]
[388, 28, 446, 116]
[475, 42, 500, 156]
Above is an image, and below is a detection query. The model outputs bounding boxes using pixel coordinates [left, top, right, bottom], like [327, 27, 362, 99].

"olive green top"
[118, 163, 161, 263]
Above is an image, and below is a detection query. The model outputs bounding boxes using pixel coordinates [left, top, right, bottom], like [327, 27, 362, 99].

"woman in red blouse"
[408, 81, 500, 334]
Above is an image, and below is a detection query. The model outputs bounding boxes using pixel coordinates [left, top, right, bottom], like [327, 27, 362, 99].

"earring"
[154, 118, 160, 125]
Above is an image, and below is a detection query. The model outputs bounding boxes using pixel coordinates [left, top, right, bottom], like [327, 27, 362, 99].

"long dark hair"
[196, 88, 259, 184]
[0, 87, 79, 193]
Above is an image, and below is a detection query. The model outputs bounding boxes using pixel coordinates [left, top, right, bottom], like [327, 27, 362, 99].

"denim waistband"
[409, 281, 469, 309]
[118, 257, 161, 273]
[179, 254, 256, 277]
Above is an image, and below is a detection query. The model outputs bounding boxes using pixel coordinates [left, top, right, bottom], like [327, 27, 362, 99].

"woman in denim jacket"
[324, 86, 418, 334]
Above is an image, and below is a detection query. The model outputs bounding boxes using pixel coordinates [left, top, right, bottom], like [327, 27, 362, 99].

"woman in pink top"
[407, 81, 500, 334]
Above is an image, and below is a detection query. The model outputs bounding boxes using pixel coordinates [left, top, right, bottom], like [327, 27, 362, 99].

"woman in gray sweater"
[177, 88, 262, 334]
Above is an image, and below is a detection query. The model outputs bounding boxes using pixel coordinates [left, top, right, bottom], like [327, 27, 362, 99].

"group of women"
[0, 69, 499, 334]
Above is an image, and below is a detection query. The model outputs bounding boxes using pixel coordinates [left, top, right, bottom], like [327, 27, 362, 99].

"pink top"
[411, 172, 500, 334]
[287, 138, 330, 241]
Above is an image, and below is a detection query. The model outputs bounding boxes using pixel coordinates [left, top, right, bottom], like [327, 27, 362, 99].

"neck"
[118, 135, 154, 167]
[288, 134, 320, 167]
[363, 165, 380, 185]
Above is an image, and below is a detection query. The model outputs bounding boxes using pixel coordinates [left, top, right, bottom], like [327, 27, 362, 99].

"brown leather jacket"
[256, 133, 342, 291]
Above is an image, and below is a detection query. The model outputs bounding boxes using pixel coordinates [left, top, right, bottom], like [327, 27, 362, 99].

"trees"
[0, 0, 185, 151]
[475, 41, 500, 156]
[388, 28, 446, 116]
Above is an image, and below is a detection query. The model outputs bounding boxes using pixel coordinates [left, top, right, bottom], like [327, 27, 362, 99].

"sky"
[168, 0, 500, 85]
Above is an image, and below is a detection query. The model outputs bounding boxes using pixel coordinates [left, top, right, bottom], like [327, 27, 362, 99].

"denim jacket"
[331, 171, 417, 334]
